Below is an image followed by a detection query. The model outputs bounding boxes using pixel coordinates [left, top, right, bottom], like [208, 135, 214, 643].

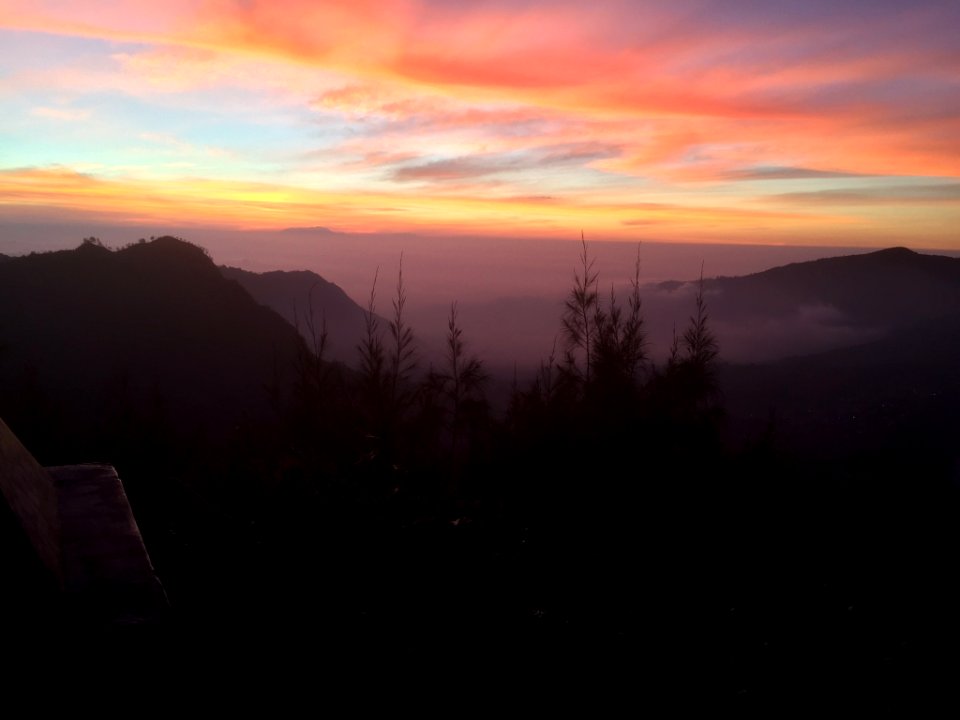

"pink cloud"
[2, 0, 959, 245]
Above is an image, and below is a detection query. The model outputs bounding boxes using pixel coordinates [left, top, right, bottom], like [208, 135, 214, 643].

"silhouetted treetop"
[682, 266, 718, 368]
[561, 235, 600, 384]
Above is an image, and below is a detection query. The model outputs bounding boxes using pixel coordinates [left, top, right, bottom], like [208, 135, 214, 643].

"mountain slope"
[220, 265, 374, 365]
[0, 237, 304, 461]
[721, 310, 960, 462]
[648, 247, 960, 362]
[681, 248, 960, 462]
[707, 247, 960, 326]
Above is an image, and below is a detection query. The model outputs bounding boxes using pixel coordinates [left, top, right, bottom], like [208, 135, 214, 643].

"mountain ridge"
[626, 246, 960, 363]
[220, 265, 378, 365]
[706, 246, 960, 327]
[0, 236, 305, 461]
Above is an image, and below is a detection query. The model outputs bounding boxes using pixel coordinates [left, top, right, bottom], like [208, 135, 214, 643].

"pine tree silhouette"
[561, 233, 599, 385]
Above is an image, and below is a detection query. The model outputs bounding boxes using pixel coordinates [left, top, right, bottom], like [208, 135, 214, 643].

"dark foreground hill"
[0, 237, 304, 462]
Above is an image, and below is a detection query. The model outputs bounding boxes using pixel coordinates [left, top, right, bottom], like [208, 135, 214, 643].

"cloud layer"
[1, 0, 958, 246]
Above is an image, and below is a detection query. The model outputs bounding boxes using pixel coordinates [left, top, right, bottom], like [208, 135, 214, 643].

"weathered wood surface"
[0, 417, 61, 580]
[49, 464, 167, 626]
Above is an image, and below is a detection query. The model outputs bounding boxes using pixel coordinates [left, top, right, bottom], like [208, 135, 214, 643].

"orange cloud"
[2, 1, 959, 247]
[0, 165, 877, 244]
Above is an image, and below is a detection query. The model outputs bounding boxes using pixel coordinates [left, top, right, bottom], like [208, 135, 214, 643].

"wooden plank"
[0, 417, 61, 581]
[49, 464, 168, 626]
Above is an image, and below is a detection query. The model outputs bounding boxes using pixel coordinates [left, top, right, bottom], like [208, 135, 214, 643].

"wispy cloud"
[771, 183, 960, 205]
[30, 106, 91, 121]
[723, 166, 867, 181]
[390, 143, 619, 183]
[138, 131, 233, 159]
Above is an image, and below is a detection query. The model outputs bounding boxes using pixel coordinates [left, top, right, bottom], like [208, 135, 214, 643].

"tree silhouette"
[682, 264, 718, 369]
[388, 253, 416, 409]
[433, 302, 487, 451]
[561, 233, 599, 385]
[292, 283, 330, 400]
[592, 245, 647, 391]
[358, 266, 386, 397]
[654, 263, 722, 440]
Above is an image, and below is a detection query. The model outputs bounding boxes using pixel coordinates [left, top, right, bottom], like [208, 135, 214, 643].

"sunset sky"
[2, 0, 959, 248]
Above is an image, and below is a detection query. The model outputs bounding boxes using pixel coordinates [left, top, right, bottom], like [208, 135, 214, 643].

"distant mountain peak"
[75, 238, 111, 255]
[68, 234, 211, 263]
[872, 246, 917, 257]
[115, 236, 218, 278]
[281, 226, 336, 235]
[149, 234, 192, 246]
[133, 235, 210, 257]
[883, 246, 915, 253]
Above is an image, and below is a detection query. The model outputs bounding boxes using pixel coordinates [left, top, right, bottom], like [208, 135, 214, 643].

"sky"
[1, 0, 959, 249]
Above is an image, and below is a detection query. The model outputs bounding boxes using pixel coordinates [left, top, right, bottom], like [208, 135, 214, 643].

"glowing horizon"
[2, 1, 959, 248]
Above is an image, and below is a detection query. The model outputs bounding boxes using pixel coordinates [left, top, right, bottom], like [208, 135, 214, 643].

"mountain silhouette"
[705, 246, 960, 327]
[0, 236, 304, 461]
[220, 265, 377, 365]
[635, 246, 960, 362]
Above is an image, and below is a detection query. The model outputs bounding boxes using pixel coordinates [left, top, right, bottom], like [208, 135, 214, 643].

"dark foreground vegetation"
[1, 236, 958, 697]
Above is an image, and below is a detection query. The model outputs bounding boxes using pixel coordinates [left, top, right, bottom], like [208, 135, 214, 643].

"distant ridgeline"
[711, 247, 960, 460]
[704, 246, 960, 331]
[220, 264, 375, 366]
